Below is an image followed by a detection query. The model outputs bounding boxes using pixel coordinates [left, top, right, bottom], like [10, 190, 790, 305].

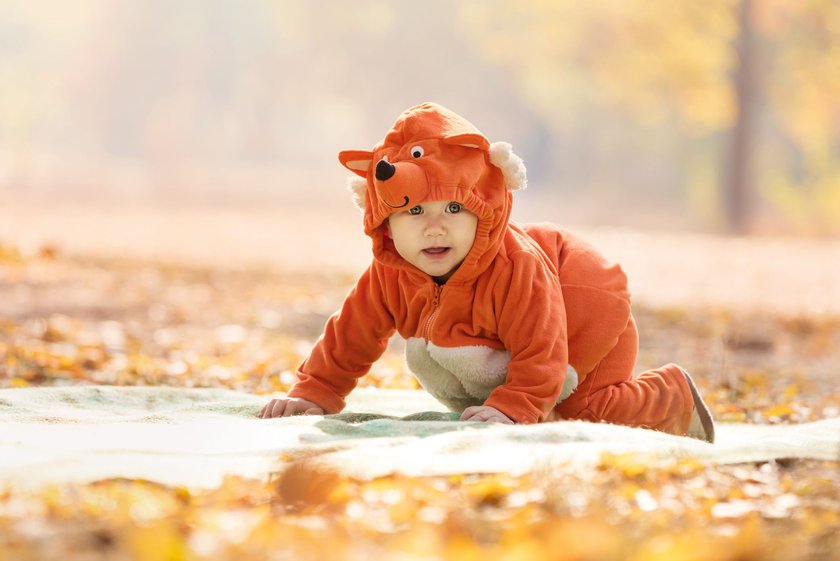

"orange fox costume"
[287, 103, 713, 440]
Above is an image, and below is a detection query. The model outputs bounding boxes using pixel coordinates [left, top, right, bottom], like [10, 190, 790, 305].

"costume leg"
[551, 317, 694, 436]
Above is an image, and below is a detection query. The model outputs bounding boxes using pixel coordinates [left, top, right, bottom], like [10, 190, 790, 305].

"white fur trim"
[489, 141, 527, 191]
[347, 176, 367, 210]
[560, 366, 578, 401]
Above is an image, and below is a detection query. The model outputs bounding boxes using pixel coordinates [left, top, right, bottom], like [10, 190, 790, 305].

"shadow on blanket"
[317, 411, 467, 439]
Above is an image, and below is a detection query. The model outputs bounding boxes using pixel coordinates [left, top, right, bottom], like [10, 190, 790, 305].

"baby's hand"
[259, 397, 325, 419]
[460, 405, 514, 424]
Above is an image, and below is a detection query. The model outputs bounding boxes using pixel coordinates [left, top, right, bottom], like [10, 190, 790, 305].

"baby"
[259, 102, 715, 442]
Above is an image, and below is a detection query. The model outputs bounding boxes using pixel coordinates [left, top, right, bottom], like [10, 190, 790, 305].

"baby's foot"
[680, 367, 715, 443]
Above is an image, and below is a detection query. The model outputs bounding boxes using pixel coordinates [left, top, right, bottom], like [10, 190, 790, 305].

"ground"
[0, 202, 838, 560]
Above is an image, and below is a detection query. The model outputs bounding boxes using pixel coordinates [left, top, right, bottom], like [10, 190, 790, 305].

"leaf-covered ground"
[1, 243, 839, 560]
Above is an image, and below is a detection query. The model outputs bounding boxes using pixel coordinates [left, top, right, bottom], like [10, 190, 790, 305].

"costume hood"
[338, 102, 526, 285]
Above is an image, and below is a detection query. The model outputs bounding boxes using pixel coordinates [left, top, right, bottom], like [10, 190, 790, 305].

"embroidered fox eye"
[447, 202, 462, 213]
[410, 146, 424, 158]
[408, 205, 423, 215]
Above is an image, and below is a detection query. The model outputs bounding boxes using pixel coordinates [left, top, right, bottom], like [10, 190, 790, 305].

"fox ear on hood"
[441, 132, 491, 151]
[339, 150, 374, 178]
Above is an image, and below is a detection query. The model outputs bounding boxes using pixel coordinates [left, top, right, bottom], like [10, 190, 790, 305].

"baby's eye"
[447, 202, 462, 213]
[408, 205, 423, 215]
[410, 146, 425, 158]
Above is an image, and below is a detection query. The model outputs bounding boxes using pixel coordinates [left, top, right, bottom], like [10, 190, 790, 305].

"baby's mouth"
[422, 247, 451, 259]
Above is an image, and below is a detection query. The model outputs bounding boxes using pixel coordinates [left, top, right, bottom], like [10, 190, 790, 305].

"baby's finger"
[259, 401, 277, 418]
[259, 400, 275, 419]
[269, 399, 288, 418]
[462, 407, 502, 422]
[472, 411, 512, 424]
[459, 406, 481, 421]
[474, 411, 497, 422]
[283, 401, 306, 416]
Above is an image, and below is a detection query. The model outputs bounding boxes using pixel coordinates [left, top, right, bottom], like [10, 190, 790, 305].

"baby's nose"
[424, 221, 445, 236]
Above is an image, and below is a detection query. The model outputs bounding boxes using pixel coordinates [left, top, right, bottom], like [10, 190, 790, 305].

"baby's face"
[386, 200, 478, 283]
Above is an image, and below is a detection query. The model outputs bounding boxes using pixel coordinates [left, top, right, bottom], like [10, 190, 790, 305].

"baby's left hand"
[460, 405, 514, 424]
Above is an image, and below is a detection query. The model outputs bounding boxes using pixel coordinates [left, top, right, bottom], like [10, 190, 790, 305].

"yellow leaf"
[672, 457, 706, 475]
[128, 523, 188, 561]
[631, 533, 721, 561]
[720, 406, 747, 422]
[466, 475, 515, 506]
[444, 534, 485, 561]
[782, 384, 799, 400]
[764, 404, 793, 418]
[599, 451, 649, 478]
[496, 539, 545, 561]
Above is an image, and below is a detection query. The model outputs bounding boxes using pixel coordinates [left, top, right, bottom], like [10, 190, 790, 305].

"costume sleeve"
[483, 252, 568, 424]
[287, 264, 396, 413]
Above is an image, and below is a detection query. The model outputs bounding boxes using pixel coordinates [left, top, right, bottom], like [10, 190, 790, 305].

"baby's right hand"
[259, 397, 325, 419]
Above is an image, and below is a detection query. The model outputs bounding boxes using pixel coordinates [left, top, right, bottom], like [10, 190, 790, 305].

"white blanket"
[1, 386, 837, 489]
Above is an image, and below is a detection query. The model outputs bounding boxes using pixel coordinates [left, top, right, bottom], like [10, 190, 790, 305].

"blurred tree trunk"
[723, 0, 757, 234]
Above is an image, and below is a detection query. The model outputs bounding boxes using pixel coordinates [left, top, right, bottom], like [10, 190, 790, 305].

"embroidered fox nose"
[375, 159, 396, 181]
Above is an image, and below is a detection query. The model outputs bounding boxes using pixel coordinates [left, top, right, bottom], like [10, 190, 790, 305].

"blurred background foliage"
[1, 0, 838, 234]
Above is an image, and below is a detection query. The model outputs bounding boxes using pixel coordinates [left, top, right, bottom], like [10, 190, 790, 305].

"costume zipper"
[422, 285, 443, 340]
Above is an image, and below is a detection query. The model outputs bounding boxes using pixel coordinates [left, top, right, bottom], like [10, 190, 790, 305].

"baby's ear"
[338, 150, 373, 178]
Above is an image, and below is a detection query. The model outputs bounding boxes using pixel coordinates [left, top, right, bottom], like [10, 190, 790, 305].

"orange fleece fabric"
[287, 103, 686, 426]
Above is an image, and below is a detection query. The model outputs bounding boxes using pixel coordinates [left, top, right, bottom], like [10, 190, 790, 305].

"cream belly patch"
[404, 338, 578, 413]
